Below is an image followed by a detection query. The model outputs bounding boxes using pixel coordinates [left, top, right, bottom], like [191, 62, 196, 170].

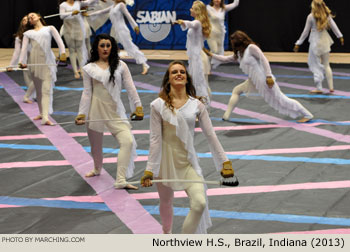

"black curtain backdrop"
[227, 0, 349, 52]
[0, 0, 349, 53]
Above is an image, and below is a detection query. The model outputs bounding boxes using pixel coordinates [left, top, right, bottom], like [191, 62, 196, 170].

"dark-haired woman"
[205, 30, 313, 123]
[18, 12, 66, 126]
[140, 60, 234, 233]
[75, 34, 143, 190]
[7, 15, 36, 103]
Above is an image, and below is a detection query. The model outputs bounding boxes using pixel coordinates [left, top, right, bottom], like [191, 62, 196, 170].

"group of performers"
[5, 0, 344, 234]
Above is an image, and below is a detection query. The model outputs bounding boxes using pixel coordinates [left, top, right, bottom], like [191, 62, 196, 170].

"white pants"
[156, 168, 206, 234]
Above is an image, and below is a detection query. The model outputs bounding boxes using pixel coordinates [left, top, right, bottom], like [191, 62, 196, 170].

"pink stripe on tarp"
[0, 156, 148, 169]
[211, 101, 350, 143]
[225, 145, 350, 156]
[43, 196, 104, 203]
[0, 73, 161, 234]
[276, 228, 350, 234]
[0, 204, 23, 208]
[131, 180, 350, 200]
[211, 71, 350, 96]
[8, 179, 349, 202]
[0, 160, 70, 169]
[271, 64, 350, 77]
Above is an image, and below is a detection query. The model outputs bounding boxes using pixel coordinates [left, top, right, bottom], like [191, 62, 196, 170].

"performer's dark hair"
[89, 33, 120, 84]
[14, 15, 30, 41]
[230, 30, 257, 60]
[209, 0, 225, 9]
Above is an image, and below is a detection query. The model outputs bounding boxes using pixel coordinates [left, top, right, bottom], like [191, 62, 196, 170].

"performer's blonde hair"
[311, 0, 334, 31]
[192, 0, 211, 38]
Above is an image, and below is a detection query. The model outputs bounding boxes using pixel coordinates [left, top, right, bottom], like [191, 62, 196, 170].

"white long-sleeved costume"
[180, 20, 210, 103]
[212, 44, 313, 120]
[89, 2, 148, 67]
[19, 26, 66, 124]
[9, 36, 35, 101]
[59, 0, 98, 72]
[146, 97, 229, 234]
[78, 61, 141, 182]
[206, 0, 239, 68]
[295, 13, 343, 90]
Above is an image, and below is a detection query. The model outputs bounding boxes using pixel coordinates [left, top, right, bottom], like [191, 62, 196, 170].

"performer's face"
[28, 13, 39, 25]
[169, 64, 187, 88]
[190, 4, 196, 18]
[213, 0, 221, 7]
[22, 16, 28, 26]
[97, 39, 112, 60]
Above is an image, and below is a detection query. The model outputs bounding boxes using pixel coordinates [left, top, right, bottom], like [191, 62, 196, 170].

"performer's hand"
[6, 67, 13, 72]
[81, 11, 89, 17]
[18, 63, 27, 69]
[130, 106, 144, 121]
[293, 45, 299, 52]
[339, 37, 344, 46]
[72, 10, 80, 16]
[59, 53, 67, 62]
[266, 76, 274, 88]
[75, 114, 86, 125]
[141, 171, 153, 187]
[202, 48, 212, 57]
[220, 160, 234, 178]
[174, 19, 183, 25]
[134, 26, 140, 35]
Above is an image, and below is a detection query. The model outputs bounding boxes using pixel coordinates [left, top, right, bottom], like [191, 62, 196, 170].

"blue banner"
[95, 0, 230, 50]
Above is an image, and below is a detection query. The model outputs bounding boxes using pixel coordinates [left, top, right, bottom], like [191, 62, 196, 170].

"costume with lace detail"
[78, 60, 141, 181]
[212, 44, 313, 120]
[295, 13, 343, 91]
[146, 97, 229, 233]
[206, 0, 239, 68]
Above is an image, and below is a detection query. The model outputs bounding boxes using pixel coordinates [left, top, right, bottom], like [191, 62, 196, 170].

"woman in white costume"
[75, 34, 144, 190]
[7, 15, 36, 104]
[206, 0, 240, 69]
[59, 0, 98, 79]
[294, 0, 344, 94]
[204, 30, 313, 123]
[88, 0, 150, 75]
[141, 60, 235, 234]
[18, 13, 67, 126]
[174, 0, 212, 106]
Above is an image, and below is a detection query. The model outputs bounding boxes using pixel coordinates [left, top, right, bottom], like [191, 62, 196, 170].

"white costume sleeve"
[198, 102, 228, 171]
[211, 53, 236, 63]
[88, 5, 112, 16]
[180, 20, 201, 31]
[80, 0, 99, 8]
[49, 26, 66, 54]
[120, 61, 142, 109]
[249, 44, 272, 77]
[60, 3, 75, 20]
[225, 0, 240, 12]
[18, 35, 29, 64]
[146, 101, 163, 174]
[9, 37, 22, 66]
[295, 14, 312, 45]
[328, 17, 343, 38]
[78, 69, 93, 117]
[120, 2, 137, 29]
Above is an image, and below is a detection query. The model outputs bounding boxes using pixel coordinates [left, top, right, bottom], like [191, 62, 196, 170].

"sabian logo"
[136, 11, 176, 42]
